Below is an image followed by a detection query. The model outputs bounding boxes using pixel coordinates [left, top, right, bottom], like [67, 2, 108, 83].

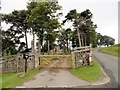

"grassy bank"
[71, 58, 102, 82]
[99, 44, 120, 56]
[1, 68, 39, 88]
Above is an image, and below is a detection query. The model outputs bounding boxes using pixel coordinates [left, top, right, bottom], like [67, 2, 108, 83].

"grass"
[71, 58, 102, 82]
[1, 68, 40, 88]
[99, 44, 120, 56]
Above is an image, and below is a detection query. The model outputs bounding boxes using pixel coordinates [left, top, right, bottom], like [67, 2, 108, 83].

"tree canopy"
[1, 1, 115, 55]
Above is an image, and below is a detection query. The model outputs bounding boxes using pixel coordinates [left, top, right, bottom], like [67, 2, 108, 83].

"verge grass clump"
[71, 58, 102, 82]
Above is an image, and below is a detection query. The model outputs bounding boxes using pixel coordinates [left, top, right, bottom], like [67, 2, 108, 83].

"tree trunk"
[24, 31, 28, 73]
[38, 38, 41, 65]
[84, 34, 86, 46]
[77, 27, 81, 47]
[25, 31, 28, 49]
[32, 32, 35, 54]
[81, 33, 84, 46]
[32, 32, 35, 68]
[63, 43, 66, 53]
[47, 40, 50, 55]
[66, 39, 69, 52]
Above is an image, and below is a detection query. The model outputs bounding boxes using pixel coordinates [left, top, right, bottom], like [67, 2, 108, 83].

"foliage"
[2, 29, 25, 56]
[58, 28, 72, 52]
[26, 1, 62, 54]
[97, 34, 115, 46]
[62, 9, 97, 48]
[2, 9, 31, 56]
[1, 1, 115, 55]
[2, 1, 62, 55]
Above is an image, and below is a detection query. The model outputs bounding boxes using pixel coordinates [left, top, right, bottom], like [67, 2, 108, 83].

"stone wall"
[1, 54, 35, 73]
[72, 45, 92, 68]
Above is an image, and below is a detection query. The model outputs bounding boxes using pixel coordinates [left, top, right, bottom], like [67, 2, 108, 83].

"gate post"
[89, 44, 92, 65]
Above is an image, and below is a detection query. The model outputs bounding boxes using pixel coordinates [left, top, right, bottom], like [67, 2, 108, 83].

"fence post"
[89, 44, 92, 65]
[71, 52, 76, 68]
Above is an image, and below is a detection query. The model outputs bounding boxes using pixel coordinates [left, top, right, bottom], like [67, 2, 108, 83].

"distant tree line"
[1, 1, 115, 56]
[96, 33, 115, 47]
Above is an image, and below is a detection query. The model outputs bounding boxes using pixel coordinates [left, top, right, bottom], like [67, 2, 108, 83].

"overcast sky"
[1, 0, 119, 47]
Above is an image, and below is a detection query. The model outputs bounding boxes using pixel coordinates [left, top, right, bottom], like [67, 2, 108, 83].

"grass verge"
[71, 58, 102, 82]
[1, 68, 39, 88]
[99, 44, 120, 56]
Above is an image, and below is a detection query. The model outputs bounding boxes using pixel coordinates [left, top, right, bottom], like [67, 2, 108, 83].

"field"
[99, 44, 120, 56]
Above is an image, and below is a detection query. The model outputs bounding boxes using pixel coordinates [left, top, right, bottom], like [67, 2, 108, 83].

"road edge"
[90, 58, 110, 86]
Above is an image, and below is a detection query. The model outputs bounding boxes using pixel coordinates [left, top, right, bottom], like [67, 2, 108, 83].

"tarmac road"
[93, 48, 118, 88]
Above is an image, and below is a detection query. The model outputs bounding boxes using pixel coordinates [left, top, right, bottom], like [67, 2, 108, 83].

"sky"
[58, 0, 118, 44]
[1, 0, 119, 48]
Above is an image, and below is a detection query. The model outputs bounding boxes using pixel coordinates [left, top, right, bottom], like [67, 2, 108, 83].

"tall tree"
[102, 35, 115, 46]
[2, 10, 29, 55]
[63, 9, 97, 47]
[2, 10, 30, 73]
[27, 2, 38, 55]
[58, 29, 67, 52]
[2, 29, 25, 56]
[26, 1, 62, 61]
[2, 10, 29, 48]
